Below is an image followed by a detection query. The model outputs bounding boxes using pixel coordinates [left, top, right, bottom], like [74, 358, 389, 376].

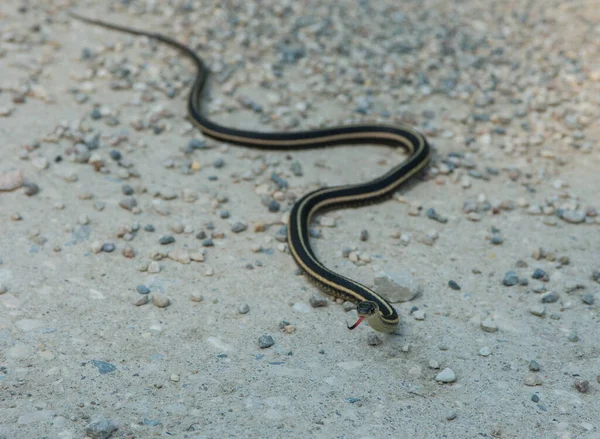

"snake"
[69, 11, 431, 333]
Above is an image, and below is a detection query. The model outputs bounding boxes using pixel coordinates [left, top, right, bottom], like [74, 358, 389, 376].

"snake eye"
[356, 301, 377, 316]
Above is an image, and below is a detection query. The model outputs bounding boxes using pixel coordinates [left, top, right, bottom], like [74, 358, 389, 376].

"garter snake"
[69, 12, 431, 333]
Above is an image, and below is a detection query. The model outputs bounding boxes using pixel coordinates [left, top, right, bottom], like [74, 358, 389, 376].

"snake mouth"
[347, 316, 365, 330]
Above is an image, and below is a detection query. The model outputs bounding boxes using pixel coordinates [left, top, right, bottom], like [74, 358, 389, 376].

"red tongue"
[347, 316, 365, 330]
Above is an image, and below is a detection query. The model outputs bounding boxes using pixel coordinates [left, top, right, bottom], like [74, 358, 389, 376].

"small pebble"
[134, 296, 149, 306]
[426, 208, 448, 223]
[523, 373, 542, 386]
[581, 294, 594, 305]
[491, 235, 504, 245]
[188, 138, 206, 150]
[122, 184, 134, 195]
[413, 310, 426, 320]
[435, 368, 456, 383]
[532, 268, 548, 281]
[448, 280, 461, 290]
[367, 334, 382, 346]
[136, 285, 150, 294]
[23, 182, 39, 196]
[503, 271, 519, 286]
[238, 303, 250, 314]
[152, 294, 171, 308]
[446, 411, 457, 421]
[479, 346, 491, 356]
[531, 394, 540, 403]
[144, 224, 155, 232]
[574, 380, 589, 393]
[529, 360, 541, 372]
[231, 221, 247, 233]
[258, 334, 274, 348]
[267, 199, 280, 212]
[320, 216, 336, 227]
[121, 246, 135, 258]
[480, 318, 498, 333]
[85, 416, 118, 439]
[159, 235, 175, 245]
[119, 197, 137, 211]
[189, 293, 204, 302]
[530, 305, 546, 317]
[541, 291, 559, 303]
[568, 331, 579, 342]
[147, 261, 161, 273]
[309, 295, 328, 308]
[109, 150, 122, 161]
[102, 243, 115, 253]
[360, 230, 369, 242]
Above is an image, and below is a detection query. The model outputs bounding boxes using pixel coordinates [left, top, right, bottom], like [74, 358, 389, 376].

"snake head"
[347, 301, 378, 330]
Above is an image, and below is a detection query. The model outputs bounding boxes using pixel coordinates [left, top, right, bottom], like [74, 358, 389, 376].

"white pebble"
[435, 368, 456, 383]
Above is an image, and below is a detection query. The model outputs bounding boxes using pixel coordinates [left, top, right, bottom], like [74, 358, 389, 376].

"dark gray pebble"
[23, 181, 39, 196]
[196, 230, 207, 239]
[136, 285, 150, 294]
[582, 294, 594, 305]
[541, 291, 559, 303]
[275, 226, 287, 242]
[90, 108, 102, 119]
[448, 280, 461, 290]
[591, 270, 600, 284]
[532, 268, 548, 281]
[360, 230, 369, 241]
[188, 138, 206, 150]
[202, 239, 214, 247]
[144, 224, 155, 232]
[271, 172, 288, 190]
[426, 207, 448, 223]
[213, 157, 225, 168]
[519, 278, 529, 286]
[503, 271, 519, 286]
[529, 360, 541, 371]
[258, 334, 275, 348]
[109, 150, 122, 161]
[102, 243, 115, 252]
[219, 210, 230, 219]
[491, 235, 504, 245]
[231, 222, 247, 233]
[159, 235, 175, 245]
[531, 394, 540, 403]
[122, 184, 134, 195]
[268, 199, 280, 212]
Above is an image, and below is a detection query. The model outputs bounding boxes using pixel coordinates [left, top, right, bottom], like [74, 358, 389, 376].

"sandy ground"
[1, 1, 599, 438]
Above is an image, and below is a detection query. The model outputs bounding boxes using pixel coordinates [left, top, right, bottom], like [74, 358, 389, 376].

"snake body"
[70, 12, 431, 332]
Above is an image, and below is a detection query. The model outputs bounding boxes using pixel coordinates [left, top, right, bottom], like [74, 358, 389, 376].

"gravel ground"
[1, 1, 599, 438]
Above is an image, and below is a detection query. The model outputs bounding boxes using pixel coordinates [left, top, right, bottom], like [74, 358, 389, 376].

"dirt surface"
[1, 1, 599, 438]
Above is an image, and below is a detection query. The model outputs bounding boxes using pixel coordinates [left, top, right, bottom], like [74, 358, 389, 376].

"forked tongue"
[347, 316, 365, 330]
